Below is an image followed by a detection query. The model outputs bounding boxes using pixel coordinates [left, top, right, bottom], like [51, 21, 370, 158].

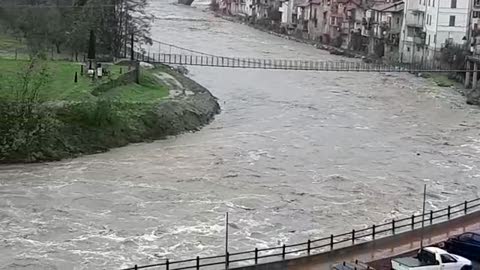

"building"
[400, 0, 470, 64]
[366, 1, 404, 60]
[307, 0, 329, 41]
[469, 0, 480, 54]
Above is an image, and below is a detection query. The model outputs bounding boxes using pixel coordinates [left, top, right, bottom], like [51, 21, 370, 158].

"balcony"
[405, 13, 424, 28]
[413, 36, 425, 45]
[408, 7, 425, 13]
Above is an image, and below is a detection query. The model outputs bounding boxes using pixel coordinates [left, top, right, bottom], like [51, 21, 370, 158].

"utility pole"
[420, 184, 427, 249]
[225, 212, 229, 270]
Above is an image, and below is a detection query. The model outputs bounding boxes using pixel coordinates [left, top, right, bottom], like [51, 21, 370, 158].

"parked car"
[391, 247, 472, 270]
[444, 231, 480, 261]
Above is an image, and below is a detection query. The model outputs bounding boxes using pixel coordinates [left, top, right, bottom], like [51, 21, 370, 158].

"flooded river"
[1, 0, 480, 269]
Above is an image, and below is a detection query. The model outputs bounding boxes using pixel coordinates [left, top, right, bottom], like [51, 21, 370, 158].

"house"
[470, 0, 480, 54]
[337, 0, 365, 49]
[399, 0, 426, 63]
[307, 0, 329, 41]
[400, 0, 470, 64]
[426, 0, 469, 61]
[278, 0, 297, 29]
[295, 0, 310, 37]
[366, 1, 404, 60]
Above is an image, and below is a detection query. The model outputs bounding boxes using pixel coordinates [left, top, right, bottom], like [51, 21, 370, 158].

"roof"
[423, 247, 449, 255]
[372, 1, 404, 12]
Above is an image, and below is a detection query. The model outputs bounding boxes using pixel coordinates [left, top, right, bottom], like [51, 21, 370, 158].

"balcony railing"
[413, 36, 425, 44]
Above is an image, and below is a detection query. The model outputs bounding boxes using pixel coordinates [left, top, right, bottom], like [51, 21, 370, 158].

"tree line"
[0, 0, 153, 59]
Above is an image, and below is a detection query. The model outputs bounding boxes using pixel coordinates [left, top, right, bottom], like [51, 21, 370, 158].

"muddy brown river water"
[1, 1, 480, 269]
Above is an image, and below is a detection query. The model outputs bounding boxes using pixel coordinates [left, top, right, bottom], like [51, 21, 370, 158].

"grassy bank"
[0, 59, 168, 101]
[0, 58, 176, 162]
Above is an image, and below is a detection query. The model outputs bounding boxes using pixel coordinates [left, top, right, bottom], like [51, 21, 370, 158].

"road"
[1, 0, 480, 269]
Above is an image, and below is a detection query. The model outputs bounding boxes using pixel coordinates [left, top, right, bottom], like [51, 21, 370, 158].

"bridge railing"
[123, 197, 480, 270]
[126, 50, 466, 72]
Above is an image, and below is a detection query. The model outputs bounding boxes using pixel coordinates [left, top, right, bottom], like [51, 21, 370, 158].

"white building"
[400, 0, 470, 63]
[279, 0, 296, 26]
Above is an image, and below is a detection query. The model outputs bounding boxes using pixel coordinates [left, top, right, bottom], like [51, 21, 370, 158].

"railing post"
[255, 248, 258, 264]
[282, 244, 286, 260]
[352, 229, 355, 244]
[448, 205, 451, 219]
[465, 200, 468, 214]
[411, 215, 415, 230]
[372, 225, 376, 240]
[166, 259, 169, 270]
[307, 239, 311, 255]
[196, 256, 200, 270]
[134, 265, 138, 270]
[430, 210, 433, 224]
[226, 252, 229, 268]
[392, 219, 395, 235]
[330, 234, 334, 250]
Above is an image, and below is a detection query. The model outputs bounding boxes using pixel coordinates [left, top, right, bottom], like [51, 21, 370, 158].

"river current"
[1, 0, 480, 269]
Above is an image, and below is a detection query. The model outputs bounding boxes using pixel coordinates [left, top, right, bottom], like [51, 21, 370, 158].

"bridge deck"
[132, 52, 464, 73]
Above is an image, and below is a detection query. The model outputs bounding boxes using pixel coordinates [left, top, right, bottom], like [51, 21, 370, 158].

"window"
[459, 233, 473, 242]
[451, 0, 456, 8]
[417, 45, 421, 51]
[407, 27, 415, 37]
[428, 0, 431, 6]
[474, 11, 480, 18]
[440, 254, 457, 264]
[428, 34, 431, 44]
[407, 47, 411, 52]
[397, 17, 400, 25]
[449, 15, 455, 26]
[432, 0, 435, 6]
[472, 234, 480, 243]
[434, 34, 437, 43]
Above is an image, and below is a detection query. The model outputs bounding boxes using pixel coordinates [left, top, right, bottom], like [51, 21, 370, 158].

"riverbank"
[0, 59, 220, 163]
[213, 13, 366, 59]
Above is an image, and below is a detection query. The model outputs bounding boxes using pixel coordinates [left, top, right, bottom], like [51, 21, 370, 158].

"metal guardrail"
[123, 198, 480, 270]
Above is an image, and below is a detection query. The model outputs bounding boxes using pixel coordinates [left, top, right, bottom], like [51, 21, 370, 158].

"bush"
[0, 58, 60, 162]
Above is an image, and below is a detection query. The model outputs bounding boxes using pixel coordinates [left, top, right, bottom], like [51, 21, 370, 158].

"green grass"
[0, 58, 168, 102]
[429, 73, 455, 87]
[104, 70, 168, 102]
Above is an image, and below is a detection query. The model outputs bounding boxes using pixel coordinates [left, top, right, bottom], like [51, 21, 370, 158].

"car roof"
[460, 231, 480, 236]
[423, 247, 449, 254]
